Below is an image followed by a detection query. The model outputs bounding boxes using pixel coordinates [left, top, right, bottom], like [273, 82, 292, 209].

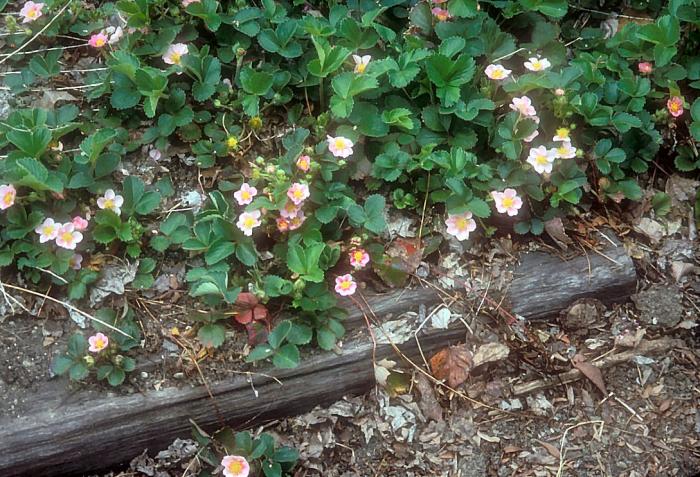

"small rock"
[173, 372, 185, 380]
[472, 342, 510, 368]
[631, 284, 683, 329]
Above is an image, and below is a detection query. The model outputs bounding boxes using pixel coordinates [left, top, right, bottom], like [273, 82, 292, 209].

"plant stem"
[319, 77, 325, 112]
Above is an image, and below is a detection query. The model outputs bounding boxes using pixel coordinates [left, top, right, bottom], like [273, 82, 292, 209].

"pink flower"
[221, 455, 250, 477]
[288, 210, 306, 231]
[554, 142, 577, 159]
[335, 274, 357, 296]
[88, 333, 109, 353]
[276, 217, 290, 232]
[20, 1, 44, 23]
[484, 64, 511, 80]
[55, 223, 83, 250]
[638, 62, 653, 74]
[35, 218, 60, 243]
[72, 216, 89, 231]
[88, 32, 109, 48]
[148, 148, 162, 161]
[296, 155, 311, 172]
[491, 189, 523, 216]
[445, 212, 477, 241]
[349, 249, 370, 269]
[280, 201, 300, 219]
[234, 183, 257, 206]
[69, 253, 83, 270]
[0, 184, 16, 210]
[667, 96, 684, 118]
[510, 96, 537, 117]
[327, 135, 354, 158]
[97, 189, 124, 215]
[163, 43, 188, 66]
[287, 183, 310, 205]
[527, 146, 557, 174]
[431, 7, 451, 21]
[236, 210, 261, 236]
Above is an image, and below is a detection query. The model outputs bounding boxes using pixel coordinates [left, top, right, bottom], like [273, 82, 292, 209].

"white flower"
[163, 43, 188, 66]
[97, 189, 124, 216]
[35, 218, 60, 243]
[484, 64, 512, 80]
[491, 189, 523, 216]
[352, 55, 371, 74]
[553, 127, 570, 142]
[236, 210, 261, 236]
[327, 135, 354, 158]
[526, 146, 557, 174]
[510, 96, 537, 117]
[555, 142, 577, 159]
[55, 223, 83, 250]
[524, 57, 551, 72]
[234, 183, 257, 206]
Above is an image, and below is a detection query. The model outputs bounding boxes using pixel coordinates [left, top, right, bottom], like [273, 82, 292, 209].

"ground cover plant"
[1, 0, 700, 472]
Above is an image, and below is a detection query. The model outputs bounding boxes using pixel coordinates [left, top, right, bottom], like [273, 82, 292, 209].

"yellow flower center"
[356, 63, 367, 74]
[455, 218, 468, 230]
[334, 138, 346, 150]
[293, 189, 303, 198]
[61, 232, 74, 243]
[243, 217, 255, 228]
[670, 103, 680, 112]
[95, 37, 106, 47]
[340, 280, 351, 290]
[502, 197, 514, 208]
[227, 137, 238, 148]
[536, 154, 549, 165]
[491, 69, 503, 79]
[28, 9, 38, 18]
[558, 146, 568, 156]
[103, 198, 114, 209]
[43, 226, 55, 235]
[241, 191, 251, 200]
[95, 338, 105, 349]
[353, 251, 364, 262]
[170, 52, 182, 64]
[227, 461, 244, 473]
[532, 61, 542, 69]
[556, 128, 569, 139]
[3, 193, 13, 205]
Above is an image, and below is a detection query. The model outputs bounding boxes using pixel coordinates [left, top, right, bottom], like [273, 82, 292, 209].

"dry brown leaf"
[536, 440, 561, 459]
[658, 399, 672, 413]
[544, 217, 572, 250]
[472, 342, 510, 368]
[430, 344, 472, 388]
[502, 445, 521, 454]
[414, 373, 443, 422]
[571, 354, 607, 395]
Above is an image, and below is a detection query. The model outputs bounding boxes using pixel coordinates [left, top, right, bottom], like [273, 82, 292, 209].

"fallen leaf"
[472, 342, 510, 368]
[671, 261, 697, 282]
[544, 217, 572, 250]
[503, 445, 522, 453]
[414, 373, 443, 422]
[476, 431, 500, 443]
[634, 217, 665, 242]
[374, 358, 395, 387]
[536, 440, 561, 459]
[430, 344, 472, 388]
[32, 90, 77, 110]
[571, 354, 607, 395]
[658, 399, 672, 413]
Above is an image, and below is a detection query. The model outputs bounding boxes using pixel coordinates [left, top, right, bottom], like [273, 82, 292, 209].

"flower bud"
[213, 99, 221, 107]
[293, 278, 306, 292]
[255, 156, 265, 165]
[113, 355, 124, 367]
[554, 88, 565, 96]
[248, 116, 263, 130]
[83, 355, 95, 367]
[226, 136, 238, 149]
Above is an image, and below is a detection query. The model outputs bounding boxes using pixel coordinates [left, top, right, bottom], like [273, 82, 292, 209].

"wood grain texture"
[508, 241, 636, 320]
[0, 242, 638, 476]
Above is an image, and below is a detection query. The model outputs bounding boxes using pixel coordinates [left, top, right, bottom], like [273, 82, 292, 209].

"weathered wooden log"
[0, 241, 637, 476]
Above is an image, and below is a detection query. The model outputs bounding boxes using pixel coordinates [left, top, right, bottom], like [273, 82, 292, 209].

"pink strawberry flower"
[288, 210, 306, 231]
[485, 64, 511, 80]
[638, 62, 653, 74]
[327, 135, 354, 158]
[20, 1, 44, 23]
[445, 212, 477, 241]
[491, 189, 523, 216]
[234, 183, 257, 206]
[88, 32, 109, 48]
[55, 223, 83, 250]
[69, 253, 83, 270]
[524, 57, 551, 72]
[527, 146, 557, 174]
[349, 249, 370, 269]
[163, 43, 188, 66]
[296, 155, 311, 172]
[287, 182, 310, 205]
[221, 455, 250, 477]
[510, 96, 537, 117]
[35, 218, 60, 243]
[97, 189, 124, 215]
[335, 274, 357, 296]
[88, 332, 109, 353]
[431, 7, 451, 21]
[72, 216, 89, 231]
[0, 184, 16, 210]
[280, 201, 300, 219]
[276, 217, 290, 232]
[667, 96, 684, 117]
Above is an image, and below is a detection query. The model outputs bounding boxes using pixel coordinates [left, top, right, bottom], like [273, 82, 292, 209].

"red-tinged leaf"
[571, 354, 607, 395]
[252, 304, 269, 322]
[245, 321, 268, 346]
[236, 292, 259, 307]
[235, 309, 253, 325]
[429, 344, 472, 388]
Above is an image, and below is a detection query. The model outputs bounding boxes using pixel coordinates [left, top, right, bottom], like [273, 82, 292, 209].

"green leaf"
[263, 462, 282, 477]
[79, 128, 117, 165]
[69, 362, 89, 381]
[52, 356, 75, 375]
[268, 320, 293, 349]
[272, 343, 300, 368]
[652, 192, 671, 216]
[363, 194, 387, 234]
[286, 323, 312, 345]
[205, 240, 236, 265]
[245, 344, 275, 362]
[466, 198, 491, 218]
[198, 323, 226, 348]
[7, 127, 51, 158]
[107, 367, 126, 386]
[239, 67, 274, 95]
